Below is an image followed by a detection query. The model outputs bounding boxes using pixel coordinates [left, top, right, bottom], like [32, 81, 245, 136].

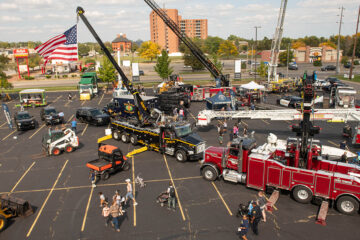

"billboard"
[13, 48, 29, 58]
[235, 60, 242, 73]
[132, 63, 139, 77]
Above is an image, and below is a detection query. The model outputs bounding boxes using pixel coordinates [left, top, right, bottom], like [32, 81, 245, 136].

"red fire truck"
[201, 73, 360, 215]
[191, 86, 237, 101]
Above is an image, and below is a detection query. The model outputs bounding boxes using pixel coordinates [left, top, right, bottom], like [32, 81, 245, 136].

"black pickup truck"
[14, 111, 37, 131]
[40, 106, 64, 125]
[76, 107, 110, 126]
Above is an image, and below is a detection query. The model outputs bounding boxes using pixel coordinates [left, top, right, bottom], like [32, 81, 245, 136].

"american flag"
[35, 25, 78, 65]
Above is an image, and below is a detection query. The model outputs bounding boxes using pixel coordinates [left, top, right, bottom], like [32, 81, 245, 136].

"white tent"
[240, 81, 265, 90]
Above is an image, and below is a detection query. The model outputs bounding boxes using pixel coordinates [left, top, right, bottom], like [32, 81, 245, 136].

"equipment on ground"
[78, 72, 99, 100]
[86, 144, 130, 181]
[0, 195, 33, 232]
[16, 89, 47, 108]
[42, 128, 79, 156]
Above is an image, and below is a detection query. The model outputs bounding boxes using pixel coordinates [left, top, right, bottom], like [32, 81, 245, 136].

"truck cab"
[78, 72, 99, 100]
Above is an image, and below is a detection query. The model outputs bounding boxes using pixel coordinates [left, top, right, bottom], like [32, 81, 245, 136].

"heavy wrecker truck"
[201, 74, 360, 220]
[76, 7, 205, 162]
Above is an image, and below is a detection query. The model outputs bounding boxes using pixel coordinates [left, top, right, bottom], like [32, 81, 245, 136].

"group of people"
[173, 107, 186, 121]
[217, 120, 248, 145]
[238, 191, 267, 239]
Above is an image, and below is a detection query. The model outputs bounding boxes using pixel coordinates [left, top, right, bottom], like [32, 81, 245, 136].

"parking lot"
[0, 91, 359, 240]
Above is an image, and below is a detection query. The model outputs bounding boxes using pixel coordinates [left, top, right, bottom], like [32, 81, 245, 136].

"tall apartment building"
[150, 9, 208, 53]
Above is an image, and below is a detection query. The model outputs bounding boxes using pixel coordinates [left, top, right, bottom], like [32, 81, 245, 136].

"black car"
[139, 70, 144, 76]
[277, 96, 303, 108]
[344, 62, 355, 69]
[76, 107, 110, 126]
[40, 106, 64, 125]
[325, 77, 341, 84]
[321, 65, 336, 71]
[14, 111, 37, 131]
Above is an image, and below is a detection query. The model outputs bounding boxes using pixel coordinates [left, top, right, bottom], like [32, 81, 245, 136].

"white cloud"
[297, 0, 358, 8]
[0, 3, 18, 10]
[1, 16, 22, 22]
[217, 4, 234, 11]
[241, 3, 277, 12]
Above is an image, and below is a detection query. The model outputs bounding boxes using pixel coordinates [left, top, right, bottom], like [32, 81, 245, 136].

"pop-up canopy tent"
[206, 91, 234, 110]
[240, 81, 265, 90]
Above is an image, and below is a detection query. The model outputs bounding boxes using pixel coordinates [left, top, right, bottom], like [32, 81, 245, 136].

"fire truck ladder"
[77, 7, 151, 124]
[267, 0, 288, 83]
[144, 0, 230, 87]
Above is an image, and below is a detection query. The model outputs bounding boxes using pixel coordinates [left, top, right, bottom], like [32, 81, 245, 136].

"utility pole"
[287, 43, 290, 78]
[336, 6, 344, 74]
[350, 6, 360, 80]
[254, 26, 261, 82]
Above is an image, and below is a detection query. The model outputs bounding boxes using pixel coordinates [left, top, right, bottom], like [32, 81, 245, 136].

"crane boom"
[268, 0, 288, 83]
[144, 0, 229, 87]
[76, 7, 151, 124]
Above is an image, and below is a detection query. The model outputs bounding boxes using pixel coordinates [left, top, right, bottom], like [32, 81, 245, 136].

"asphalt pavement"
[0, 91, 359, 240]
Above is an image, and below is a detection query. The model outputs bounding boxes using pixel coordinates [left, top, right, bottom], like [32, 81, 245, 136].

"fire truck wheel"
[121, 133, 129, 143]
[65, 145, 74, 153]
[130, 135, 138, 146]
[112, 130, 120, 141]
[293, 186, 313, 204]
[202, 166, 218, 181]
[336, 196, 359, 215]
[122, 161, 130, 171]
[52, 148, 61, 156]
[101, 171, 110, 181]
[0, 215, 7, 232]
[175, 150, 187, 162]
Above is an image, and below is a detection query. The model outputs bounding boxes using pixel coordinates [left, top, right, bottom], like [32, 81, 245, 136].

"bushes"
[23, 76, 34, 80]
[354, 60, 359, 65]
[45, 75, 51, 79]
[71, 74, 77, 77]
[241, 62, 247, 70]
[62, 75, 68, 78]
[313, 60, 322, 67]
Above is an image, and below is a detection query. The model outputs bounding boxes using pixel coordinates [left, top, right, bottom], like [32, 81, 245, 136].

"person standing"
[102, 203, 112, 227]
[109, 201, 122, 232]
[218, 124, 224, 145]
[238, 214, 249, 240]
[68, 93, 72, 101]
[178, 108, 184, 121]
[99, 192, 106, 207]
[233, 125, 239, 139]
[125, 179, 138, 206]
[258, 191, 267, 222]
[243, 126, 248, 137]
[250, 201, 262, 235]
[340, 151, 348, 163]
[167, 182, 176, 211]
[173, 108, 178, 121]
[71, 118, 77, 133]
[89, 169, 96, 187]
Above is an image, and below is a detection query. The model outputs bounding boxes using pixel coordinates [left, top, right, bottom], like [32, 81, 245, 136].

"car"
[325, 77, 341, 84]
[76, 107, 110, 126]
[344, 62, 355, 69]
[139, 70, 144, 76]
[288, 63, 298, 70]
[277, 96, 303, 108]
[321, 65, 336, 71]
[14, 111, 37, 131]
[40, 106, 64, 125]
[45, 69, 53, 75]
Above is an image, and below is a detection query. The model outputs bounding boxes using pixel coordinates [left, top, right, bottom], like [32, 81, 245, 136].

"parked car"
[76, 107, 110, 126]
[277, 96, 303, 108]
[288, 63, 298, 70]
[14, 111, 37, 131]
[40, 106, 64, 125]
[139, 70, 144, 76]
[325, 77, 342, 84]
[321, 65, 336, 71]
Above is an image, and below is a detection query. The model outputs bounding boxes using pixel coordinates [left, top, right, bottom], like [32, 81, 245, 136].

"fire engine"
[201, 75, 360, 216]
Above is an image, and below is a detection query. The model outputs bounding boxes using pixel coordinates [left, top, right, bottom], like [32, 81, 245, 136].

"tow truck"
[201, 74, 360, 221]
[76, 7, 205, 161]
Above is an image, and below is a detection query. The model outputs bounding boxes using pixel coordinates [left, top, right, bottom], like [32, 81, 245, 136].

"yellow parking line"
[81, 124, 88, 136]
[81, 100, 86, 106]
[29, 124, 45, 139]
[98, 93, 105, 105]
[163, 155, 186, 221]
[132, 157, 137, 227]
[261, 119, 270, 125]
[211, 182, 233, 216]
[67, 114, 74, 123]
[328, 140, 338, 147]
[26, 160, 68, 237]
[81, 186, 94, 232]
[2, 129, 16, 141]
[10, 162, 36, 193]
[0, 122, 6, 127]
[52, 95, 62, 103]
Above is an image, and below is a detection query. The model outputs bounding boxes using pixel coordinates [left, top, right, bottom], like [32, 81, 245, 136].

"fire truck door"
[314, 175, 331, 198]
[267, 167, 281, 187]
[247, 158, 265, 190]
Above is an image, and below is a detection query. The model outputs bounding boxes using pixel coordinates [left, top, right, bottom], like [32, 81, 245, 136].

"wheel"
[0, 215, 7, 232]
[112, 130, 120, 141]
[101, 171, 110, 181]
[121, 132, 129, 143]
[201, 166, 218, 181]
[65, 145, 74, 153]
[175, 149, 187, 162]
[52, 147, 61, 156]
[122, 161, 130, 171]
[293, 186, 313, 204]
[336, 196, 359, 215]
[130, 134, 138, 146]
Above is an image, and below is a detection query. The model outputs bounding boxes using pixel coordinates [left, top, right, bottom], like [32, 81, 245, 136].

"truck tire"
[112, 130, 120, 141]
[0, 215, 7, 232]
[175, 149, 187, 162]
[52, 147, 61, 156]
[65, 145, 74, 153]
[101, 171, 110, 181]
[293, 186, 313, 204]
[202, 166, 218, 181]
[122, 161, 130, 171]
[121, 132, 129, 143]
[336, 196, 359, 215]
[130, 134, 138, 146]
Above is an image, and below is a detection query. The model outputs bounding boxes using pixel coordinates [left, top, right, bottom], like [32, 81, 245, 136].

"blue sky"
[0, 0, 359, 43]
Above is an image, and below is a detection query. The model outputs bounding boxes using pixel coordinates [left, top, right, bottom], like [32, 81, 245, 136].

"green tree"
[341, 56, 349, 65]
[278, 50, 294, 65]
[154, 49, 173, 80]
[257, 61, 268, 78]
[204, 36, 224, 54]
[0, 55, 13, 89]
[138, 41, 160, 61]
[217, 40, 238, 58]
[257, 37, 272, 51]
[78, 43, 90, 57]
[131, 42, 139, 53]
[98, 56, 116, 91]
[28, 54, 42, 68]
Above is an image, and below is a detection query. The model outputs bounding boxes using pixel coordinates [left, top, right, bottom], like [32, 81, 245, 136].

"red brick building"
[293, 46, 342, 63]
[112, 33, 132, 53]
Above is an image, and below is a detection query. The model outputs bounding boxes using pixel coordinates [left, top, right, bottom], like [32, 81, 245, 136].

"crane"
[76, 7, 151, 125]
[267, 0, 288, 83]
[144, 0, 230, 87]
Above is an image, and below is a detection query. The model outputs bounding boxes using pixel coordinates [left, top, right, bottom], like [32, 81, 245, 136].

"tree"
[138, 41, 160, 61]
[182, 38, 206, 70]
[0, 55, 13, 89]
[211, 55, 223, 73]
[319, 41, 337, 49]
[154, 49, 173, 80]
[217, 40, 238, 58]
[131, 42, 139, 53]
[98, 56, 116, 91]
[292, 40, 306, 49]
[78, 43, 90, 56]
[257, 61, 268, 78]
[257, 37, 272, 51]
[28, 54, 42, 68]
[204, 36, 223, 55]
[278, 50, 294, 65]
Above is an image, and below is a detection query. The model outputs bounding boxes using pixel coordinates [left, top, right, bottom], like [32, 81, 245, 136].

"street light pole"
[254, 26, 261, 82]
[336, 6, 344, 75]
[350, 6, 360, 80]
[287, 43, 290, 78]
